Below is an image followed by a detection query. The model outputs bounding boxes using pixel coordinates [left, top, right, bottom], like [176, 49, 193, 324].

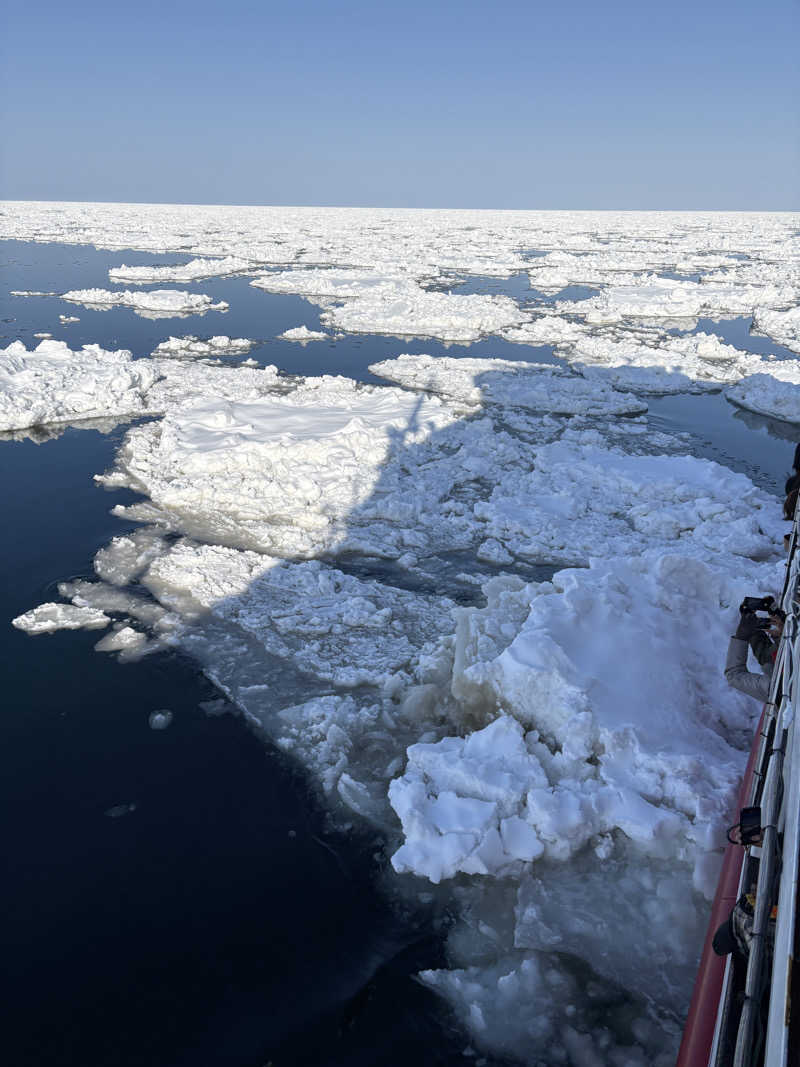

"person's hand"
[734, 613, 771, 641]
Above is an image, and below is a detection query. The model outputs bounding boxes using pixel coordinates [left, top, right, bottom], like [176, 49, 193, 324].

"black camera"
[740, 595, 776, 615]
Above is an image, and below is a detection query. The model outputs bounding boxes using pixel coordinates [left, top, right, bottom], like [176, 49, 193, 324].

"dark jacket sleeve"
[725, 637, 772, 702]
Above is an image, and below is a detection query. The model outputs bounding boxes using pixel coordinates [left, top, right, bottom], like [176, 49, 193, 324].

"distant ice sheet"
[61, 288, 229, 317]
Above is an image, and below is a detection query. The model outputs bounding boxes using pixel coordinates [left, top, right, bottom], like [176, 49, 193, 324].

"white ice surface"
[278, 325, 328, 342]
[370, 354, 647, 415]
[0, 339, 158, 430]
[12, 602, 111, 633]
[150, 334, 255, 359]
[109, 256, 252, 283]
[558, 274, 799, 324]
[101, 377, 458, 556]
[725, 371, 800, 424]
[322, 287, 525, 342]
[61, 288, 228, 317]
[752, 306, 800, 354]
[254, 268, 526, 341]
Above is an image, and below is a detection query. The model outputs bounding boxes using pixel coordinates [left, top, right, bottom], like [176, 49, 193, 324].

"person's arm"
[725, 636, 771, 702]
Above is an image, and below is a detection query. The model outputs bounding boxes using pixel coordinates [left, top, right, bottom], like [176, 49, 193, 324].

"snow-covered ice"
[752, 306, 800, 354]
[278, 325, 328, 342]
[12, 603, 111, 634]
[150, 334, 255, 359]
[61, 288, 228, 317]
[100, 378, 459, 557]
[109, 256, 253, 284]
[370, 354, 647, 415]
[557, 274, 799, 324]
[725, 371, 800, 424]
[0, 339, 158, 431]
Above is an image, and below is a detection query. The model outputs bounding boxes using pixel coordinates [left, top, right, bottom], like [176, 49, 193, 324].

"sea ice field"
[2, 203, 799, 1067]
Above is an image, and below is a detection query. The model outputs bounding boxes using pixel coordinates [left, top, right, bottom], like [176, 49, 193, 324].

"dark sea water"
[1, 240, 797, 1067]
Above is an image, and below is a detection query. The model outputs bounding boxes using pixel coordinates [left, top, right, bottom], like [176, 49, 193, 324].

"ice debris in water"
[148, 709, 173, 730]
[278, 325, 328, 342]
[12, 603, 111, 634]
[557, 273, 798, 324]
[59, 314, 80, 324]
[104, 802, 136, 818]
[61, 288, 228, 317]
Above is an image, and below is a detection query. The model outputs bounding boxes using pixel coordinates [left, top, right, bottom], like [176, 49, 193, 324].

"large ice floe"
[252, 267, 526, 342]
[61, 288, 228, 317]
[4, 201, 799, 1066]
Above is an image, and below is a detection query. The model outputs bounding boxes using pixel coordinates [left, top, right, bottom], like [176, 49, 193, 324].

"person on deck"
[724, 605, 783, 702]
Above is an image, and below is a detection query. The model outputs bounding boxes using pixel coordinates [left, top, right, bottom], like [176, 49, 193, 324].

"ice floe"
[725, 371, 800, 424]
[100, 377, 458, 556]
[370, 354, 647, 415]
[558, 275, 798, 324]
[278, 325, 328, 342]
[150, 334, 255, 359]
[322, 288, 525, 342]
[109, 256, 253, 284]
[752, 306, 800, 354]
[61, 288, 228, 317]
[12, 603, 111, 634]
[0, 339, 158, 431]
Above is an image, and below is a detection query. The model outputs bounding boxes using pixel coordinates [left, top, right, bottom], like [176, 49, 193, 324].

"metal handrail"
[730, 495, 800, 1066]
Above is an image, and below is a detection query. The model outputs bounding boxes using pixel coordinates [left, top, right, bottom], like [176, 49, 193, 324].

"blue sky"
[1, 0, 798, 208]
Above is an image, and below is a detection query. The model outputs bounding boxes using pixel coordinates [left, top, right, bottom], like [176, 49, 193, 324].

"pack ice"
[4, 201, 798, 1066]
